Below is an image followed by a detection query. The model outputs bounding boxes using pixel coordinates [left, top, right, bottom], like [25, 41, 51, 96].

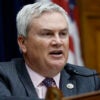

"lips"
[49, 50, 63, 56]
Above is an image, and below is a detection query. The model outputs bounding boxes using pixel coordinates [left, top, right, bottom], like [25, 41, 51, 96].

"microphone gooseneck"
[65, 66, 100, 77]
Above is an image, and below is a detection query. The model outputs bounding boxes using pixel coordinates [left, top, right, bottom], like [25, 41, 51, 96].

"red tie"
[42, 78, 56, 88]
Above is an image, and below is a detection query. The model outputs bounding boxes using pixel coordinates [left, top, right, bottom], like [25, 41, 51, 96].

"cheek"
[25, 34, 50, 57]
[64, 38, 69, 49]
[31, 40, 49, 54]
[64, 39, 69, 56]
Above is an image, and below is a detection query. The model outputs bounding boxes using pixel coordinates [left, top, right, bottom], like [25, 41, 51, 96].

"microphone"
[64, 64, 100, 77]
[45, 87, 63, 100]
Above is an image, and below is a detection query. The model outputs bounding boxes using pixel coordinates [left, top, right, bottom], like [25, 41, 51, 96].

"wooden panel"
[81, 13, 99, 69]
[63, 91, 100, 100]
[96, 31, 100, 71]
[81, 14, 100, 71]
[80, 0, 100, 12]
[77, 0, 100, 12]
[76, 0, 100, 72]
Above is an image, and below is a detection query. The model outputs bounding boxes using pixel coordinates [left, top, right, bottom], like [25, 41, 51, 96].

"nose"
[51, 34, 63, 47]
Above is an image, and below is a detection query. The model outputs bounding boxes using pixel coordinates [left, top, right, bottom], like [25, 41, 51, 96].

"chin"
[50, 62, 65, 69]
[47, 59, 66, 68]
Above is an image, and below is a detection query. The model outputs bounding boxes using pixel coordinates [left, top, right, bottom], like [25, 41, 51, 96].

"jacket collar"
[60, 64, 77, 97]
[14, 58, 38, 97]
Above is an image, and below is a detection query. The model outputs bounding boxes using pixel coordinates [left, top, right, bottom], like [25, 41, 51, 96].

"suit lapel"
[15, 59, 38, 97]
[14, 59, 77, 98]
[60, 69, 77, 97]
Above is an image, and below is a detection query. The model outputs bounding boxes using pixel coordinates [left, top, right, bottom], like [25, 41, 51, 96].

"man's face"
[18, 12, 69, 77]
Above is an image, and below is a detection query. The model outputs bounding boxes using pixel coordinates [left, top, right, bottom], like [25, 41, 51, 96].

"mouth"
[49, 50, 63, 58]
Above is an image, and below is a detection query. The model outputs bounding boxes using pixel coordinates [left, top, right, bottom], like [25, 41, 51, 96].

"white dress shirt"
[26, 64, 61, 99]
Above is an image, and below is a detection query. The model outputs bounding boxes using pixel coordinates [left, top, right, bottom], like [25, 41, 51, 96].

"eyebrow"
[60, 28, 68, 32]
[40, 28, 68, 32]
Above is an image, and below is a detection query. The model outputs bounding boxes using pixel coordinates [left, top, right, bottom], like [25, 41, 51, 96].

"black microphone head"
[64, 63, 100, 77]
[64, 64, 79, 75]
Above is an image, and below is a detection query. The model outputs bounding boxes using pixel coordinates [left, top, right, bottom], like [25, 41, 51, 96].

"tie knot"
[42, 78, 56, 88]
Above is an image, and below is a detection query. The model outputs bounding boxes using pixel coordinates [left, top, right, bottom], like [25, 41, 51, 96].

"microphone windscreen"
[45, 87, 63, 100]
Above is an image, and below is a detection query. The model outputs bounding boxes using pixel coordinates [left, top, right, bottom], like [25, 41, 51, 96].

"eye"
[39, 31, 53, 38]
[60, 31, 68, 37]
[45, 32, 52, 36]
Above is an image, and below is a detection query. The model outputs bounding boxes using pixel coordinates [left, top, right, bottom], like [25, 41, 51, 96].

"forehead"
[34, 11, 66, 22]
[30, 11, 68, 29]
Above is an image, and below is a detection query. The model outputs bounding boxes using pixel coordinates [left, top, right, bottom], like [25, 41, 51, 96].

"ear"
[17, 35, 27, 53]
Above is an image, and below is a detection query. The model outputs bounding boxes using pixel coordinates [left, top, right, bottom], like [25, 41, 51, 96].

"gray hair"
[16, 1, 70, 37]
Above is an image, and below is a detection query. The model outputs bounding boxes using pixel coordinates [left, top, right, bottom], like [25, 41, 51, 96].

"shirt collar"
[26, 64, 60, 88]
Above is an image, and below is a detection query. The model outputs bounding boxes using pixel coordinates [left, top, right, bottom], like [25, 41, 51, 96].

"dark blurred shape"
[0, 0, 35, 61]
[45, 87, 64, 100]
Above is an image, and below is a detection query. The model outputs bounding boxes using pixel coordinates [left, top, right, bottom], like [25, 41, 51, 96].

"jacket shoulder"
[0, 58, 24, 75]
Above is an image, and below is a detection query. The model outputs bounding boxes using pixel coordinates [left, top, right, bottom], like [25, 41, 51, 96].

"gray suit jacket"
[0, 58, 100, 100]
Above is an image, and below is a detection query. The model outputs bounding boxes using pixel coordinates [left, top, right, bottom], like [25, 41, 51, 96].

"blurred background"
[0, 0, 100, 72]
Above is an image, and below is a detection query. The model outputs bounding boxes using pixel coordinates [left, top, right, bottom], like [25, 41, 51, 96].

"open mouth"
[49, 50, 63, 56]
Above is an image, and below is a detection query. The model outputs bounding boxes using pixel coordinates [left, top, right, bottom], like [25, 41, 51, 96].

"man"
[0, 1, 100, 100]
